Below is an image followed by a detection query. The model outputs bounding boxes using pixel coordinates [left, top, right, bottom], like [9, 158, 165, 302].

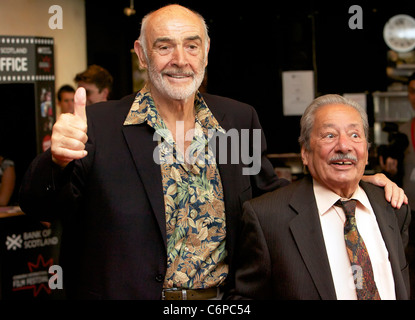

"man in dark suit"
[19, 6, 405, 300]
[229, 94, 411, 300]
[18, 4, 289, 300]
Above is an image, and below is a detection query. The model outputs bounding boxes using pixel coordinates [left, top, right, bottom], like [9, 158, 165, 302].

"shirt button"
[155, 274, 163, 282]
[184, 246, 189, 252]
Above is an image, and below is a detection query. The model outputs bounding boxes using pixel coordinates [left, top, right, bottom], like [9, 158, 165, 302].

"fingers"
[383, 180, 393, 202]
[51, 147, 87, 167]
[394, 189, 407, 209]
[74, 87, 87, 123]
[384, 180, 407, 209]
[51, 109, 88, 168]
[363, 173, 407, 209]
[52, 124, 88, 154]
[54, 113, 88, 139]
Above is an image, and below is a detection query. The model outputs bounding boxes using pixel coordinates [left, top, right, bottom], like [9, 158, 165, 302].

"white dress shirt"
[313, 179, 396, 300]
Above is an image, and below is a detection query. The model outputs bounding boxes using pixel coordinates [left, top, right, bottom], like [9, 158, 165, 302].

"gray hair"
[138, 5, 210, 59]
[298, 94, 370, 151]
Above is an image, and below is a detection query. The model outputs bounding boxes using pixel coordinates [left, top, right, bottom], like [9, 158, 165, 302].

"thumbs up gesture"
[51, 87, 88, 168]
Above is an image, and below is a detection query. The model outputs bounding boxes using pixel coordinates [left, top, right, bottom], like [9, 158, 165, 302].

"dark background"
[84, 0, 415, 154]
[0, 84, 37, 204]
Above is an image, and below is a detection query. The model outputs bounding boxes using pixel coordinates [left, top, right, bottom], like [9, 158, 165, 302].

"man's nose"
[336, 134, 352, 152]
[171, 47, 188, 67]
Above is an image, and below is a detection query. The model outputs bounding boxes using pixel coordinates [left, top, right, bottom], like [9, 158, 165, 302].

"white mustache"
[162, 69, 194, 77]
[329, 153, 357, 162]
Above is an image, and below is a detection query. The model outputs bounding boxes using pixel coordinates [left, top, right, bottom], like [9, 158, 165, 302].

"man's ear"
[301, 146, 309, 166]
[102, 87, 109, 100]
[134, 40, 148, 70]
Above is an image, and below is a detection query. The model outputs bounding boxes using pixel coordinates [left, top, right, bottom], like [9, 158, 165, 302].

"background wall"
[0, 0, 87, 112]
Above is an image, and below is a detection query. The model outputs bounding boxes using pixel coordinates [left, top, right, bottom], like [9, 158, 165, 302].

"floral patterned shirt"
[124, 85, 228, 289]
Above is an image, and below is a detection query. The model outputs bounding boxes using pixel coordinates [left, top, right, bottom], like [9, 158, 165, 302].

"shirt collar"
[312, 178, 372, 216]
[123, 84, 157, 127]
[123, 84, 226, 134]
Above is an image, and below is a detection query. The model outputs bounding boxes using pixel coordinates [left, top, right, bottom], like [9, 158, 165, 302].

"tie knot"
[335, 199, 357, 218]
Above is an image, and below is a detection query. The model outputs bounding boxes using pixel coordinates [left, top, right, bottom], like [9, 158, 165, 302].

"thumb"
[74, 87, 87, 123]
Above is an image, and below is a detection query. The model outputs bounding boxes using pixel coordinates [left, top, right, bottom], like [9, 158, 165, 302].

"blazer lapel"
[360, 182, 408, 299]
[122, 124, 167, 247]
[289, 178, 337, 300]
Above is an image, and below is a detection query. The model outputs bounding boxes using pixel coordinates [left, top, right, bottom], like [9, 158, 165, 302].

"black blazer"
[19, 92, 289, 299]
[228, 176, 411, 300]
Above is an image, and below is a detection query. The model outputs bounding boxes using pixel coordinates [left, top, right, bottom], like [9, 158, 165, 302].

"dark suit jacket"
[228, 176, 411, 300]
[19, 92, 288, 299]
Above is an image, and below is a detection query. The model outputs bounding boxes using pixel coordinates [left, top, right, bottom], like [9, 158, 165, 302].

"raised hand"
[51, 87, 88, 168]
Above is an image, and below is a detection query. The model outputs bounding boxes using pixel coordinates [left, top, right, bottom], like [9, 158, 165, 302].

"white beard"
[147, 61, 205, 101]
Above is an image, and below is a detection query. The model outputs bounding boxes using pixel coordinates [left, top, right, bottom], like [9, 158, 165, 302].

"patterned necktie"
[335, 199, 381, 300]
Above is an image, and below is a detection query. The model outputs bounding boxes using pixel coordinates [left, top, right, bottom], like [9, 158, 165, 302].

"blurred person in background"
[0, 153, 15, 206]
[74, 64, 113, 106]
[381, 72, 415, 209]
[57, 84, 75, 114]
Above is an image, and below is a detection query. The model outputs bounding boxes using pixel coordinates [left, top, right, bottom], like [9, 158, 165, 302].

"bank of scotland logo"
[6, 234, 23, 250]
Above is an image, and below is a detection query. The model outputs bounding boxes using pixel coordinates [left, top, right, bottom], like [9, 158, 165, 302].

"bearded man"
[19, 5, 406, 300]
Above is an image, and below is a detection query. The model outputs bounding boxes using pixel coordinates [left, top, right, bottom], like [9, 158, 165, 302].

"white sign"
[343, 93, 367, 112]
[282, 70, 315, 116]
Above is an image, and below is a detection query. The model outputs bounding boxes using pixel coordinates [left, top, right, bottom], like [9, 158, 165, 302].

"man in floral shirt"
[20, 4, 406, 300]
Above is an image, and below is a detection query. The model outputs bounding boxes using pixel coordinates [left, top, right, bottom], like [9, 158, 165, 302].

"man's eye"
[186, 44, 200, 54]
[156, 45, 173, 55]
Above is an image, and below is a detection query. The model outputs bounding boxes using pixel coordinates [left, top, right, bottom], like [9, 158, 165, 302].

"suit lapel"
[289, 178, 337, 300]
[360, 182, 408, 299]
[122, 124, 167, 247]
[362, 183, 396, 246]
